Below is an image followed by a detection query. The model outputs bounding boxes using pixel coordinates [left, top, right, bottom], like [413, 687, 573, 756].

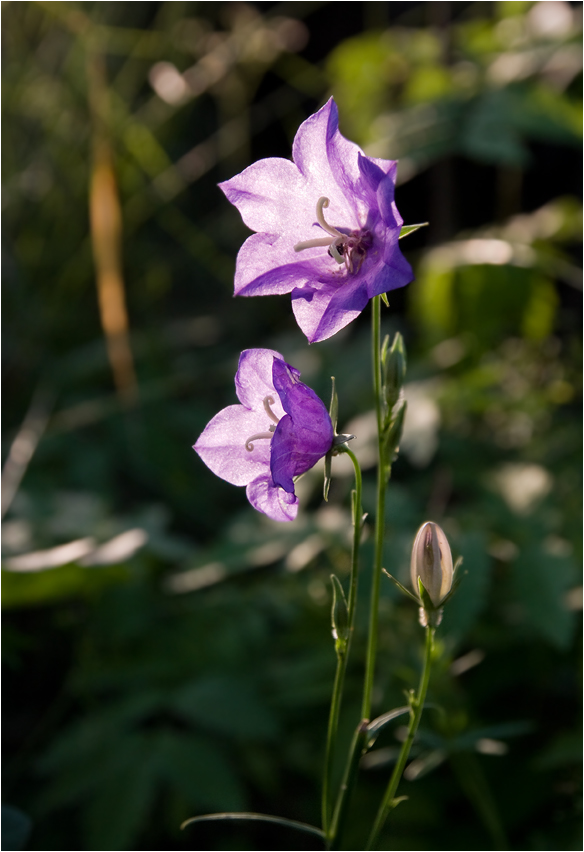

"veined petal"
[193, 405, 272, 486]
[234, 233, 338, 297]
[291, 276, 369, 343]
[270, 359, 334, 491]
[292, 99, 361, 228]
[270, 413, 332, 493]
[377, 171, 403, 230]
[219, 157, 311, 234]
[364, 246, 413, 300]
[246, 475, 299, 522]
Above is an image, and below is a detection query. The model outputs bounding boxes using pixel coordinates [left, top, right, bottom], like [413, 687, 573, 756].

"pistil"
[263, 395, 280, 424]
[245, 396, 280, 452]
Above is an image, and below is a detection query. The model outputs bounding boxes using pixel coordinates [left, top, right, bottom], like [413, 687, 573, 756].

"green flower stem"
[322, 447, 363, 839]
[366, 626, 435, 851]
[328, 719, 368, 850]
[362, 295, 385, 721]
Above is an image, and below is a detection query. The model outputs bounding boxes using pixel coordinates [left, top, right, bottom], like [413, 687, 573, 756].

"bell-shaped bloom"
[410, 521, 454, 608]
[193, 349, 334, 522]
[219, 97, 413, 343]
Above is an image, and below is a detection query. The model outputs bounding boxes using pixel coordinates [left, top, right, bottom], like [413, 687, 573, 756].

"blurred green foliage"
[2, 2, 581, 851]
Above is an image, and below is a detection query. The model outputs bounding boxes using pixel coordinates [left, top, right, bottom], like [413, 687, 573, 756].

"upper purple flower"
[219, 98, 414, 343]
[193, 348, 334, 522]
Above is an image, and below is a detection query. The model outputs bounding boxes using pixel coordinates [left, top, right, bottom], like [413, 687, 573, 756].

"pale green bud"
[410, 521, 453, 608]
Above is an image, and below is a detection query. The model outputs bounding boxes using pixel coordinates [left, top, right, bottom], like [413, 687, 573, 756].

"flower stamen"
[294, 237, 335, 252]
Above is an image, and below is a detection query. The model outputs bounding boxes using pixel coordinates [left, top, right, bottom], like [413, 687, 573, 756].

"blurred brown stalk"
[88, 51, 138, 406]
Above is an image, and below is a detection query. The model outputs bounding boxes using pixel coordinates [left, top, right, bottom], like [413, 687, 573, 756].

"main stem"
[366, 626, 435, 851]
[322, 447, 362, 841]
[362, 295, 385, 721]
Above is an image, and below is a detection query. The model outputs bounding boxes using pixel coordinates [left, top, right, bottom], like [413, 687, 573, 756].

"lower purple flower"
[193, 349, 334, 522]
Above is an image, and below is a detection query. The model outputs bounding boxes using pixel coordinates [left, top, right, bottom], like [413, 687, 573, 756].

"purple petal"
[235, 348, 289, 414]
[372, 252, 414, 298]
[234, 234, 336, 297]
[219, 157, 310, 234]
[377, 172, 403, 230]
[292, 99, 361, 227]
[270, 359, 334, 491]
[291, 277, 369, 343]
[246, 475, 299, 522]
[357, 152, 386, 200]
[193, 404, 272, 486]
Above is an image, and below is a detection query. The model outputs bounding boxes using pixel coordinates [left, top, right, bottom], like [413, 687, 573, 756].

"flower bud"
[410, 521, 453, 608]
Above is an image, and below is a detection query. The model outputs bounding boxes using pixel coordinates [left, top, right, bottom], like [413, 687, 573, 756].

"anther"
[328, 237, 346, 265]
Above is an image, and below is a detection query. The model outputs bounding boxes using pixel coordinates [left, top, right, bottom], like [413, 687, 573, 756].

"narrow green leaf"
[382, 569, 420, 604]
[366, 706, 410, 748]
[380, 292, 390, 307]
[399, 222, 429, 239]
[331, 574, 349, 653]
[181, 812, 325, 840]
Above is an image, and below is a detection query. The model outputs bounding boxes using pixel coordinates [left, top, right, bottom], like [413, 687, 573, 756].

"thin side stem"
[366, 626, 435, 851]
[322, 447, 363, 841]
[322, 656, 346, 838]
[362, 295, 385, 721]
[328, 720, 368, 850]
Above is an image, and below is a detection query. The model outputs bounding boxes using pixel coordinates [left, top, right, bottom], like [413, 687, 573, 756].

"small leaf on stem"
[399, 222, 429, 239]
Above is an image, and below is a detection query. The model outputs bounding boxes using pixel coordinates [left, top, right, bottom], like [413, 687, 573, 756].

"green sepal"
[323, 451, 332, 502]
[328, 376, 338, 434]
[382, 569, 420, 604]
[380, 333, 390, 369]
[331, 574, 349, 656]
[380, 292, 390, 308]
[382, 332, 407, 411]
[418, 577, 435, 613]
[439, 557, 464, 607]
[382, 400, 407, 478]
[366, 705, 410, 749]
[399, 222, 428, 239]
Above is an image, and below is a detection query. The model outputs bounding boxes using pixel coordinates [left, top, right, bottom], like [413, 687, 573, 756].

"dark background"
[2, 2, 582, 850]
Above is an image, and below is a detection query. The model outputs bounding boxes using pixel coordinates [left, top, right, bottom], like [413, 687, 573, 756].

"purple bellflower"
[219, 98, 413, 343]
[193, 348, 334, 522]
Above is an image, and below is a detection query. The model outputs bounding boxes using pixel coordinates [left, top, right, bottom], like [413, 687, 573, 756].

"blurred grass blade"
[181, 812, 325, 840]
[1, 386, 54, 519]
